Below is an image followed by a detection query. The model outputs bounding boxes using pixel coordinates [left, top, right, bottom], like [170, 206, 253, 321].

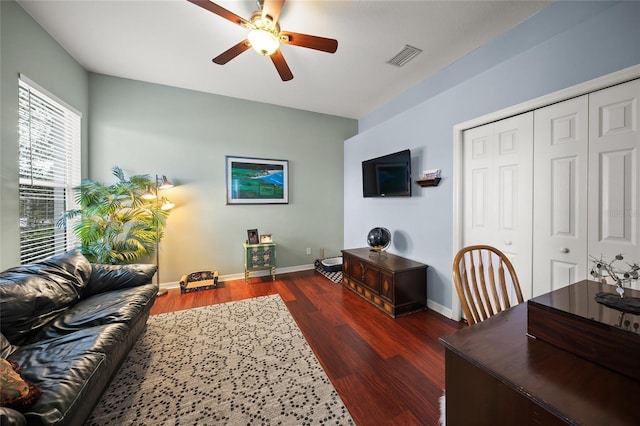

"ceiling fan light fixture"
[188, 0, 338, 81]
[248, 28, 280, 56]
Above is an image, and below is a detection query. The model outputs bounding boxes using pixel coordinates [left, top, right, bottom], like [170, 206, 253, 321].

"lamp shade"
[248, 29, 280, 56]
[141, 185, 156, 200]
[160, 197, 175, 211]
[158, 175, 174, 189]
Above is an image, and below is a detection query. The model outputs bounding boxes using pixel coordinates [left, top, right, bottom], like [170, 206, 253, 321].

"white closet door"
[532, 95, 589, 297]
[463, 123, 495, 246]
[588, 79, 640, 288]
[463, 113, 533, 299]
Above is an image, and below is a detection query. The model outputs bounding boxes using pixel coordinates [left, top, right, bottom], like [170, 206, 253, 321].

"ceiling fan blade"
[187, 0, 249, 27]
[212, 40, 251, 65]
[270, 50, 293, 81]
[280, 32, 338, 53]
[262, 0, 285, 24]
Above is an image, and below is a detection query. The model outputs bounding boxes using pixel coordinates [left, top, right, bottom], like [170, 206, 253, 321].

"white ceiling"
[17, 0, 551, 119]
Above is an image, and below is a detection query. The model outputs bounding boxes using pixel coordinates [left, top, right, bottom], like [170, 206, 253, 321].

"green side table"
[243, 242, 276, 283]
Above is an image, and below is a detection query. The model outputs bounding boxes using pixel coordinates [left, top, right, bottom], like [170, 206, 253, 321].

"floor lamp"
[143, 175, 175, 296]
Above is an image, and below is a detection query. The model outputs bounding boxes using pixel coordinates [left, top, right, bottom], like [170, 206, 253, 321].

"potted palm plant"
[58, 166, 171, 264]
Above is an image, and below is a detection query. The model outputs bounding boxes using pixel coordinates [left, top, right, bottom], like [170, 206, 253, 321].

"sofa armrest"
[0, 407, 27, 426]
[84, 263, 157, 297]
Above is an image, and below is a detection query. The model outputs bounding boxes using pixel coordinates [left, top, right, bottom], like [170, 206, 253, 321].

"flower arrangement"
[590, 254, 640, 297]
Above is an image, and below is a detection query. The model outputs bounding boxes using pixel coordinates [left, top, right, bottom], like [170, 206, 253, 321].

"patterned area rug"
[86, 295, 353, 425]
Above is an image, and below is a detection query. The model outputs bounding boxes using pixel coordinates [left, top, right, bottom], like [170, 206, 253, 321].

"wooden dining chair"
[452, 245, 524, 325]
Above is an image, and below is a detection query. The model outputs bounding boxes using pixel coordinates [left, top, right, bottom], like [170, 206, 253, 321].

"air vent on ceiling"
[386, 45, 423, 67]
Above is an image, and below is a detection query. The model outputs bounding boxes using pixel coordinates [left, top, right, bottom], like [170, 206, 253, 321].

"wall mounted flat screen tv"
[362, 149, 412, 197]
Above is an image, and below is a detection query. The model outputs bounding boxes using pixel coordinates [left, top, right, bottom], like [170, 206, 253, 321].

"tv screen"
[362, 149, 412, 197]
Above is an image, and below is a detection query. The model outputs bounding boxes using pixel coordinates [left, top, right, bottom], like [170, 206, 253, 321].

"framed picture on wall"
[226, 156, 289, 204]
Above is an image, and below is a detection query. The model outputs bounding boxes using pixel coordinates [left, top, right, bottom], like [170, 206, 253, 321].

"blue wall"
[345, 1, 640, 313]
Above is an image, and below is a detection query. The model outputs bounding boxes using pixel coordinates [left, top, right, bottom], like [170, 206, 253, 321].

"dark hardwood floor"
[151, 270, 465, 425]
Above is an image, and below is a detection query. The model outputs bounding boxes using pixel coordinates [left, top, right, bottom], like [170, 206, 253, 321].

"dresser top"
[243, 242, 276, 248]
[342, 248, 428, 271]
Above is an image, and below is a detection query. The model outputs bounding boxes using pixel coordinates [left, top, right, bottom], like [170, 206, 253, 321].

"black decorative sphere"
[367, 227, 391, 252]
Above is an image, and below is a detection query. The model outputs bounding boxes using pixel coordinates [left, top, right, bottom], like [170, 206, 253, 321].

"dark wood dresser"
[341, 248, 427, 317]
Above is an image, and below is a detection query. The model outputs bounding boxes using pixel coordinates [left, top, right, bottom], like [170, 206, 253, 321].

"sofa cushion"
[0, 359, 42, 411]
[0, 407, 27, 426]
[1, 333, 18, 359]
[8, 324, 129, 426]
[25, 284, 157, 343]
[85, 263, 157, 297]
[0, 251, 92, 345]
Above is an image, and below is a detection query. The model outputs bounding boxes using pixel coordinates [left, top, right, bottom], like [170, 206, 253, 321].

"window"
[18, 76, 81, 264]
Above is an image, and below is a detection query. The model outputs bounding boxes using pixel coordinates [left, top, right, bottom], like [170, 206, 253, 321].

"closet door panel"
[471, 168, 490, 229]
[551, 157, 577, 236]
[463, 113, 533, 299]
[600, 150, 634, 241]
[496, 114, 533, 299]
[533, 95, 588, 297]
[588, 79, 640, 286]
[463, 124, 496, 246]
[550, 260, 579, 288]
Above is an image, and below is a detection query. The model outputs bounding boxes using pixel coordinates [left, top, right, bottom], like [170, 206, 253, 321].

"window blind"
[18, 77, 81, 264]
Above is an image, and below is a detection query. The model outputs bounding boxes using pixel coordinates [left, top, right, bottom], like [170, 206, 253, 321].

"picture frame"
[247, 229, 259, 245]
[226, 156, 289, 204]
[260, 234, 273, 243]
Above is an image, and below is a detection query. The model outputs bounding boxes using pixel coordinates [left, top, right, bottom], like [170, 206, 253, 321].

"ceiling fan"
[187, 0, 338, 81]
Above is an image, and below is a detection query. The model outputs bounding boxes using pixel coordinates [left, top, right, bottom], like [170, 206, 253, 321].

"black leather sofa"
[0, 250, 158, 425]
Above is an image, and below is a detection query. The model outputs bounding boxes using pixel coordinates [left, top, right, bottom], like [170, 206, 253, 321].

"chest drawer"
[363, 266, 380, 293]
[350, 260, 364, 281]
[380, 270, 393, 302]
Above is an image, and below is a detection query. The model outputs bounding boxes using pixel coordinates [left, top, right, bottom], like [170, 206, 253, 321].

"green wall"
[0, 1, 89, 269]
[88, 74, 356, 282]
[0, 0, 356, 279]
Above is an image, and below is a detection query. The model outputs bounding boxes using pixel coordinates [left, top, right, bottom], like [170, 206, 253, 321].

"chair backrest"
[452, 245, 524, 325]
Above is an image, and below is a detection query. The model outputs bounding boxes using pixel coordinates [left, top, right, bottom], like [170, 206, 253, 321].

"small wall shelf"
[415, 177, 441, 187]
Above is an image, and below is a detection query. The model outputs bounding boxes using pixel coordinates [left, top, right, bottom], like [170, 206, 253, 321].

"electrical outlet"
[306, 248, 312, 255]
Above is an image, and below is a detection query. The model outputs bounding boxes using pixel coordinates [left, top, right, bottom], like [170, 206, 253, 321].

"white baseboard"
[159, 264, 316, 289]
[158, 281, 180, 289]
[160, 265, 453, 320]
[427, 299, 452, 319]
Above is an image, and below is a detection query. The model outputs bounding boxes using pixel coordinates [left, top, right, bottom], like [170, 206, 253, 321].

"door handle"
[560, 248, 569, 253]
